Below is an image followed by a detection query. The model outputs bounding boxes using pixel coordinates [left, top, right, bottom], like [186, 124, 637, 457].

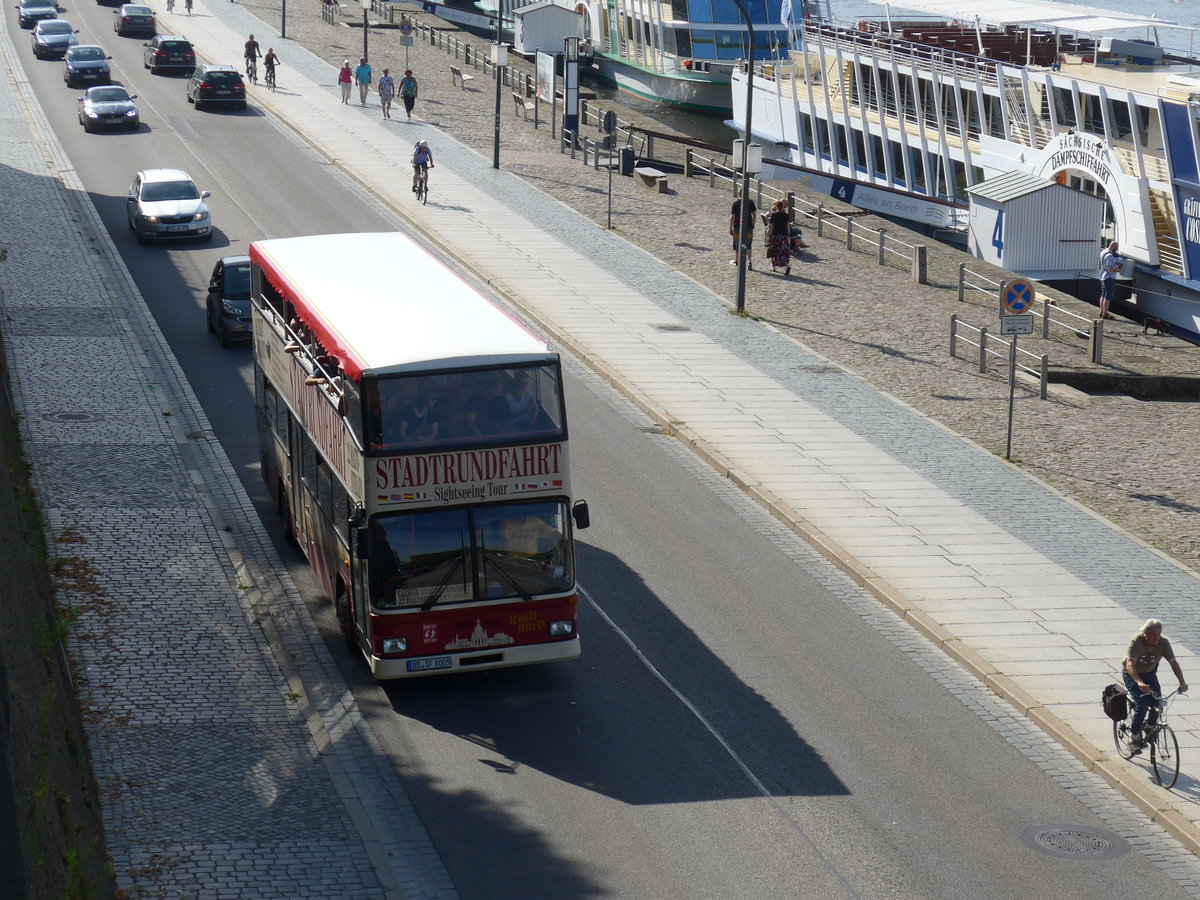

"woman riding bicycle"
[263, 48, 279, 86]
[1123, 618, 1188, 754]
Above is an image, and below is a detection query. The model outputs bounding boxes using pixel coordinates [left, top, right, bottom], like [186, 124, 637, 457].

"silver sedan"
[126, 168, 212, 243]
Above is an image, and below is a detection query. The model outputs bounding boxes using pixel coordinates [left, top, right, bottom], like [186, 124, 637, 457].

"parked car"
[126, 168, 211, 242]
[16, 0, 57, 28]
[77, 85, 138, 131]
[112, 3, 154, 36]
[186, 63, 245, 110]
[142, 34, 193, 74]
[206, 256, 252, 346]
[30, 18, 77, 58]
[63, 44, 111, 85]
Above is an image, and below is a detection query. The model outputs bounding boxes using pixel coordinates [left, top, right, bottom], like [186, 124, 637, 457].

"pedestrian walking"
[764, 199, 791, 276]
[355, 57, 373, 106]
[729, 188, 757, 271]
[399, 69, 419, 120]
[1099, 240, 1121, 319]
[377, 68, 395, 119]
[338, 60, 352, 104]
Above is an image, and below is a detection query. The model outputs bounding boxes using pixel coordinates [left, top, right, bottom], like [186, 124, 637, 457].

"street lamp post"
[732, 0, 755, 313]
[492, 41, 508, 169]
[281, 0, 287, 39]
[361, 0, 370, 61]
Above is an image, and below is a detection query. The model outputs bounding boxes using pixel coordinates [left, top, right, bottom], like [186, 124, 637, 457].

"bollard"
[684, 148, 694, 177]
[958, 263, 965, 302]
[1039, 354, 1048, 400]
[950, 314, 958, 358]
[787, 192, 796, 221]
[912, 245, 928, 285]
[1089, 318, 1104, 363]
[816, 204, 825, 238]
[646, 135, 655, 158]
[877, 229, 885, 265]
[1041, 297, 1051, 338]
[846, 219, 854, 250]
[978, 326, 988, 373]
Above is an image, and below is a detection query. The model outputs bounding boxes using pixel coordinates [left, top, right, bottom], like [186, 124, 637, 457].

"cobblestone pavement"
[237, 0, 1200, 576]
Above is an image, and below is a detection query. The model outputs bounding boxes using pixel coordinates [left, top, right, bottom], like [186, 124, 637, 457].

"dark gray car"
[113, 3, 154, 36]
[143, 34, 194, 74]
[16, 0, 57, 28]
[206, 256, 252, 346]
[78, 84, 138, 131]
[31, 18, 77, 58]
[63, 44, 112, 85]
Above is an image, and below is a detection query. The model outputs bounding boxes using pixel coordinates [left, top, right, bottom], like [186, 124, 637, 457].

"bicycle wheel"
[1150, 724, 1180, 788]
[416, 175, 427, 204]
[1113, 716, 1136, 760]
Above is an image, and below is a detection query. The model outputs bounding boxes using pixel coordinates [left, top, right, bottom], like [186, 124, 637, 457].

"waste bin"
[619, 147, 634, 176]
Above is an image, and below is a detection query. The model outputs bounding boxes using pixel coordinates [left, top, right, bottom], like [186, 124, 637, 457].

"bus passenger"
[466, 374, 509, 436]
[506, 372, 537, 428]
[400, 392, 439, 443]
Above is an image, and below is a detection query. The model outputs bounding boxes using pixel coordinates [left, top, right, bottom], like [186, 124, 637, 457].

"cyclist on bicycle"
[411, 139, 433, 192]
[244, 34, 261, 77]
[263, 48, 279, 85]
[1123, 618, 1187, 754]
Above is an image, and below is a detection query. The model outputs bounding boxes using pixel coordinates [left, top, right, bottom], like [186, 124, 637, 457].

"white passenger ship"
[732, 0, 1200, 337]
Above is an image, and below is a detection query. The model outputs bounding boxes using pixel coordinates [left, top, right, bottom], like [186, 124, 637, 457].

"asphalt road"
[10, 4, 1200, 896]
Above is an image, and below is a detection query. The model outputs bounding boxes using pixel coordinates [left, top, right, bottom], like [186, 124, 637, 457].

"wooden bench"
[512, 92, 535, 119]
[449, 65, 475, 89]
[633, 165, 668, 193]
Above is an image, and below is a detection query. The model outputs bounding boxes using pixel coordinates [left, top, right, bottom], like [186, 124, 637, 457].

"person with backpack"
[1122, 618, 1187, 754]
[1099, 240, 1121, 320]
[399, 69, 419, 120]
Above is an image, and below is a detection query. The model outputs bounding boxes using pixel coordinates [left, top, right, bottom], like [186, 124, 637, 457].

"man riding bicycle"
[411, 139, 433, 192]
[263, 48, 279, 85]
[244, 34, 261, 78]
[1123, 618, 1188, 754]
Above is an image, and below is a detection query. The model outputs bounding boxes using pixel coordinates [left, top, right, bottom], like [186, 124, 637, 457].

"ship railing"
[956, 263, 1107, 363]
[949, 316, 1050, 399]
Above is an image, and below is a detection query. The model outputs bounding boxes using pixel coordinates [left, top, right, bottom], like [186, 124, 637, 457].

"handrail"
[949, 314, 1049, 399]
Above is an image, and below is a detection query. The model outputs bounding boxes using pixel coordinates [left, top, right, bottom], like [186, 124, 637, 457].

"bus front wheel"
[335, 591, 357, 652]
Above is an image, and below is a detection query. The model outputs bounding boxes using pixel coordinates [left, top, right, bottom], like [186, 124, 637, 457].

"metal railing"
[949, 314, 1050, 399]
[957, 263, 1099, 353]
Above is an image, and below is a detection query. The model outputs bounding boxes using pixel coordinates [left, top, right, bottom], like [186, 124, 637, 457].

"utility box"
[967, 171, 1105, 281]
[619, 147, 634, 176]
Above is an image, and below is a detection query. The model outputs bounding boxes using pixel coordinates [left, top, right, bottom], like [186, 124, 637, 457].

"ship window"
[1053, 87, 1076, 128]
[800, 113, 815, 151]
[689, 29, 717, 59]
[687, 0, 713, 23]
[670, 0, 687, 18]
[834, 124, 849, 165]
[665, 26, 691, 57]
[1108, 99, 1133, 142]
[853, 131, 867, 173]
[714, 30, 746, 60]
[872, 136, 886, 177]
[908, 147, 926, 190]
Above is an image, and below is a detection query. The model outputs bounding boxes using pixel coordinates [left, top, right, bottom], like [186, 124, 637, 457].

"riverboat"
[732, 0, 1200, 337]
[576, 0, 791, 113]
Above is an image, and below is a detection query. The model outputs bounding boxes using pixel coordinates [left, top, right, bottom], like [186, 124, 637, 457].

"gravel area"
[228, 0, 1200, 573]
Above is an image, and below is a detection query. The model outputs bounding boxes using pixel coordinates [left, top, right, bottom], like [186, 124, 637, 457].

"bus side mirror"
[572, 499, 590, 530]
[355, 528, 369, 557]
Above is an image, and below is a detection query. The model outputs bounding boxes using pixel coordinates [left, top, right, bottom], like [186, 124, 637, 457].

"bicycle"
[414, 164, 430, 205]
[264, 63, 275, 90]
[1113, 687, 1183, 787]
[245, 57, 257, 85]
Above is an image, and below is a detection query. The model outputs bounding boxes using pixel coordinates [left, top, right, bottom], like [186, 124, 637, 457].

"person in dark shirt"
[466, 374, 509, 437]
[729, 189, 757, 270]
[400, 393, 439, 443]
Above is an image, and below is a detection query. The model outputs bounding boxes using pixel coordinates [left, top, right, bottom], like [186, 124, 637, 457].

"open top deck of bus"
[250, 232, 555, 379]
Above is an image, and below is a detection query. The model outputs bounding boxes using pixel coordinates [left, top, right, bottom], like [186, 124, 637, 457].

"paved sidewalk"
[171, 0, 1200, 854]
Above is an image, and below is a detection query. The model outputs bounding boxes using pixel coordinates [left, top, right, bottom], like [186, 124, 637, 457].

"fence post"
[569, 131, 577, 159]
[846, 219, 854, 250]
[647, 135, 655, 158]
[1041, 297, 1051, 338]
[816, 204, 825, 238]
[912, 245, 928, 285]
[1039, 354, 1048, 400]
[877, 229, 885, 265]
[958, 263, 965, 302]
[1089, 319, 1104, 364]
[978, 327, 988, 373]
[787, 192, 796, 222]
[684, 148, 693, 177]
[950, 314, 958, 358]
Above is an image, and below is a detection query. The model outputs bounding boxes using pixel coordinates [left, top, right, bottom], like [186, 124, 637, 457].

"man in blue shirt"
[354, 57, 372, 106]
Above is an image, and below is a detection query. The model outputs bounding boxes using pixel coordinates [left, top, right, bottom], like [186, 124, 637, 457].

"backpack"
[1102, 683, 1129, 721]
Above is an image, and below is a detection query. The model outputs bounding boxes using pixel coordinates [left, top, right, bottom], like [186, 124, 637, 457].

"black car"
[63, 44, 112, 85]
[143, 34, 194, 74]
[77, 84, 138, 131]
[186, 64, 246, 110]
[206, 256, 252, 346]
[113, 3, 154, 36]
[16, 0, 57, 28]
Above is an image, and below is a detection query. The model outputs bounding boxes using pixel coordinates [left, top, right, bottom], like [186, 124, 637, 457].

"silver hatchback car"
[126, 168, 212, 243]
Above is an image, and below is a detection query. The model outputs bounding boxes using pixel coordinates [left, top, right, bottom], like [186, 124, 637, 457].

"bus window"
[370, 509, 474, 609]
[476, 501, 572, 599]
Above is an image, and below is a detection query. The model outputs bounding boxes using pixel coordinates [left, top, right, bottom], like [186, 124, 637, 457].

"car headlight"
[220, 300, 240, 315]
[381, 637, 407, 654]
[548, 620, 575, 636]
[192, 211, 208, 222]
[124, 109, 137, 117]
[84, 109, 99, 118]
[143, 214, 159, 223]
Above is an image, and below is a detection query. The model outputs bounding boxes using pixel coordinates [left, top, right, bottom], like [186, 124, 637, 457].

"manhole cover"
[654, 324, 692, 333]
[1019, 825, 1127, 860]
[43, 412, 102, 422]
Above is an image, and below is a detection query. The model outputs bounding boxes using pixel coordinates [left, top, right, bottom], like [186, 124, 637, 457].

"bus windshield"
[365, 363, 564, 452]
[369, 500, 573, 609]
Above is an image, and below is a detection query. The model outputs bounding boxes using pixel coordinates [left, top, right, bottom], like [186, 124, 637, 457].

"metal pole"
[493, 61, 503, 168]
[733, 0, 755, 314]
[281, 0, 287, 39]
[363, 6, 369, 61]
[1006, 335, 1017, 459]
[607, 157, 613, 229]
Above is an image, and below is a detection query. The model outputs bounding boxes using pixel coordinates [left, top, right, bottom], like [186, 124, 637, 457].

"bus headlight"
[381, 637, 407, 654]
[548, 620, 574, 637]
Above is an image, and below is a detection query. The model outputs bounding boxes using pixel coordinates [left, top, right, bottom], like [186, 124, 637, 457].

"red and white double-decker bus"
[250, 233, 589, 678]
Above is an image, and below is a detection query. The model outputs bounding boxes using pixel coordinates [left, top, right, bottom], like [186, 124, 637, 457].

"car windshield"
[89, 87, 129, 102]
[224, 263, 251, 299]
[40, 21, 72, 33]
[70, 47, 105, 60]
[20, 0, 53, 8]
[368, 500, 572, 609]
[141, 180, 199, 202]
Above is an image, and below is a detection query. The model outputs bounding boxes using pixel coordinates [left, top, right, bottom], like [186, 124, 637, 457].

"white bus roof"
[250, 232, 554, 379]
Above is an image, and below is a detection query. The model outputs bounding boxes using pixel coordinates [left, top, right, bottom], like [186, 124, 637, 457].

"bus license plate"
[407, 656, 452, 672]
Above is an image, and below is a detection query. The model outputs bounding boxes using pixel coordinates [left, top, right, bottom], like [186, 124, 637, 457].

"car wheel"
[206, 302, 216, 334]
[218, 321, 231, 348]
[203, 229, 214, 243]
